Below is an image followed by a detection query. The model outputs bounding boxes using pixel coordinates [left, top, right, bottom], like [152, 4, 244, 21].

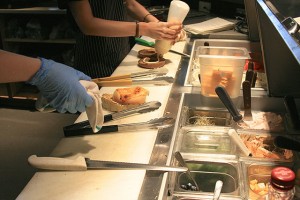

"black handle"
[274, 136, 300, 152]
[242, 81, 251, 109]
[215, 86, 242, 122]
[63, 114, 115, 137]
[64, 125, 119, 137]
[284, 95, 300, 130]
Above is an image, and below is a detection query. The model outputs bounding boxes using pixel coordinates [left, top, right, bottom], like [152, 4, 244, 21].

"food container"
[237, 111, 285, 133]
[184, 107, 232, 127]
[178, 127, 236, 159]
[242, 161, 293, 200]
[172, 158, 242, 199]
[238, 132, 294, 163]
[197, 46, 249, 98]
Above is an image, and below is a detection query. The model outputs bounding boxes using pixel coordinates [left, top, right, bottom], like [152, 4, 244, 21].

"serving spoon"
[174, 151, 200, 191]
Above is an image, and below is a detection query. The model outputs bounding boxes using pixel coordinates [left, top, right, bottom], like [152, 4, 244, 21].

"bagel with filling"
[137, 48, 157, 58]
[138, 57, 166, 69]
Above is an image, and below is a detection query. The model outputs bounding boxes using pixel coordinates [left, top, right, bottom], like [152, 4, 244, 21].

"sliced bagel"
[101, 94, 140, 112]
[101, 87, 149, 112]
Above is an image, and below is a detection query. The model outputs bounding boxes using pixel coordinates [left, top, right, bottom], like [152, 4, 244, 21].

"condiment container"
[197, 46, 249, 98]
[268, 166, 295, 200]
[154, 0, 189, 55]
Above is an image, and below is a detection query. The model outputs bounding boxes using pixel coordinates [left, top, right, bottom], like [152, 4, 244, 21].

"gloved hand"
[28, 58, 93, 113]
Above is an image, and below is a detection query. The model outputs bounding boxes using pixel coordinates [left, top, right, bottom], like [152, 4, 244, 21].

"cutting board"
[17, 36, 187, 200]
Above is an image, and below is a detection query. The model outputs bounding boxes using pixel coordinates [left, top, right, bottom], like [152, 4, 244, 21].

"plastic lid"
[270, 167, 295, 190]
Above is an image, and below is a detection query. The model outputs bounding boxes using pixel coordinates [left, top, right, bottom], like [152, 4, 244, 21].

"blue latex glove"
[28, 58, 93, 113]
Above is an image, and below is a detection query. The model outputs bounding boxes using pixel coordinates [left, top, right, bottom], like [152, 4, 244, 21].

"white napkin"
[79, 80, 104, 133]
[35, 80, 104, 133]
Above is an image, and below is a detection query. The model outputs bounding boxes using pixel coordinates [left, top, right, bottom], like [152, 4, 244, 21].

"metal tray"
[177, 127, 236, 160]
[241, 160, 293, 200]
[183, 107, 232, 127]
[238, 131, 294, 163]
[172, 158, 242, 199]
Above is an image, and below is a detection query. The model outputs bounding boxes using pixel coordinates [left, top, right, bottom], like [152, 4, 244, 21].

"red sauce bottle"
[268, 167, 295, 200]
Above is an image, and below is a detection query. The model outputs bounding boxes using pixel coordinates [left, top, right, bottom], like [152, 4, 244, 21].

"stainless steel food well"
[171, 158, 243, 199]
[241, 160, 293, 200]
[237, 131, 294, 163]
[176, 127, 237, 160]
[182, 107, 232, 127]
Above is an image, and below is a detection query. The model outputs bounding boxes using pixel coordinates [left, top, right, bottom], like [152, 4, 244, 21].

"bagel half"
[101, 86, 149, 112]
[137, 48, 157, 59]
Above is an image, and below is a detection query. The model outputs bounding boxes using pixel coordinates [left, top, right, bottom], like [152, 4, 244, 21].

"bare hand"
[143, 21, 183, 41]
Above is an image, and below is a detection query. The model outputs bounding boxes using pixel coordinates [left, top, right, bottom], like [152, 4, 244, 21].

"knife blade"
[135, 37, 190, 58]
[215, 86, 250, 129]
[64, 117, 175, 137]
[28, 155, 188, 172]
[95, 76, 174, 87]
[63, 101, 162, 135]
[242, 81, 253, 121]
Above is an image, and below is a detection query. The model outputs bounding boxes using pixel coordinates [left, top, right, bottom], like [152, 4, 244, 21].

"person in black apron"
[58, 0, 182, 78]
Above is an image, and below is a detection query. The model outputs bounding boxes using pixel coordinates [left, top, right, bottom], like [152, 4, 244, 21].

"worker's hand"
[143, 21, 182, 41]
[175, 29, 187, 42]
[28, 58, 93, 113]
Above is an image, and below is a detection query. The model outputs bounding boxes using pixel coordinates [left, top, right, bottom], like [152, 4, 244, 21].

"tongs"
[92, 68, 168, 82]
[94, 76, 174, 87]
[64, 117, 175, 137]
[63, 101, 161, 136]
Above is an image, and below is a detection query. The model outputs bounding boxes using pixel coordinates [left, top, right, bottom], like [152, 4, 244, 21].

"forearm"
[0, 50, 40, 83]
[125, 0, 159, 22]
[69, 0, 181, 39]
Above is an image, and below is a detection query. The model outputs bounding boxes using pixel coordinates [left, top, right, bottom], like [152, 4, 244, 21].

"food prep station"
[17, 0, 300, 199]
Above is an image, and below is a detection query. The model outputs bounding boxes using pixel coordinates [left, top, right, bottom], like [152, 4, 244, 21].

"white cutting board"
[17, 37, 186, 200]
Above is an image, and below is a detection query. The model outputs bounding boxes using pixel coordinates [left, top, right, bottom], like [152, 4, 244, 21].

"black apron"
[71, 0, 131, 78]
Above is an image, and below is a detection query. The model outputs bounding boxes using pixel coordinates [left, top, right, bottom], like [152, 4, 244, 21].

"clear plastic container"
[197, 46, 249, 98]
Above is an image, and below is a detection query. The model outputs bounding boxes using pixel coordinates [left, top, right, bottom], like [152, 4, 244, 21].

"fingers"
[157, 21, 183, 40]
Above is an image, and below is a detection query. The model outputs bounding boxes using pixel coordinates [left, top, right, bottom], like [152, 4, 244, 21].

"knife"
[245, 61, 255, 87]
[215, 86, 250, 129]
[63, 101, 162, 135]
[95, 76, 174, 87]
[64, 117, 175, 137]
[28, 155, 188, 172]
[135, 37, 190, 58]
[242, 81, 253, 121]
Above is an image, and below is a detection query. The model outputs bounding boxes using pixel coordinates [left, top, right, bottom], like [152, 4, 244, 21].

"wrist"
[27, 57, 49, 85]
[137, 22, 147, 37]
